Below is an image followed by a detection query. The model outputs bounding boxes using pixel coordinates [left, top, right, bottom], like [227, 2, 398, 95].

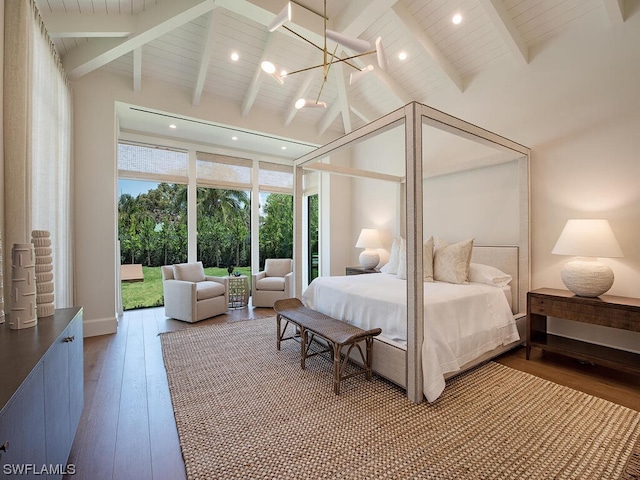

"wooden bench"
[273, 298, 382, 394]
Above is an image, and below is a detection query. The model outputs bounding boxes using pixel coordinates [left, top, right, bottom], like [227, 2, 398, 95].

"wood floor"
[65, 305, 640, 480]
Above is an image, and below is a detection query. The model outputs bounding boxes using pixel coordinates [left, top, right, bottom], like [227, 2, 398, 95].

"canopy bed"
[292, 102, 530, 403]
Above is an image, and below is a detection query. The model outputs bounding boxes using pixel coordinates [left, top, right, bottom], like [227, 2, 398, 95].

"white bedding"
[301, 272, 520, 402]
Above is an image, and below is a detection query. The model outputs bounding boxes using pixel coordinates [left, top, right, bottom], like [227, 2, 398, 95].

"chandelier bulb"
[261, 61, 276, 74]
[295, 99, 327, 109]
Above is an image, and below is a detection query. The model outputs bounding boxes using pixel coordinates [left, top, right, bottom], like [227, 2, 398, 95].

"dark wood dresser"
[0, 307, 83, 479]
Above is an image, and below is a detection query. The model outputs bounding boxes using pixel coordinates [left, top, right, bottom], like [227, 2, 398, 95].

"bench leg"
[276, 314, 282, 351]
[300, 327, 307, 369]
[333, 343, 341, 395]
[365, 337, 374, 381]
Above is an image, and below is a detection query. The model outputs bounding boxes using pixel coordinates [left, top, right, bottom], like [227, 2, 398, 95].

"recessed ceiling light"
[280, 70, 287, 77]
[398, 51, 408, 61]
[452, 13, 462, 25]
[232, 136, 238, 141]
[281, 146, 287, 150]
[169, 124, 177, 129]
[230, 52, 239, 61]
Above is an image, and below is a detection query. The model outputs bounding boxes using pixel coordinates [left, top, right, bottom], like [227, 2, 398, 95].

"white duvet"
[301, 272, 520, 401]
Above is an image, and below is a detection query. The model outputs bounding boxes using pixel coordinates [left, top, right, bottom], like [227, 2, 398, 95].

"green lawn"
[121, 265, 252, 311]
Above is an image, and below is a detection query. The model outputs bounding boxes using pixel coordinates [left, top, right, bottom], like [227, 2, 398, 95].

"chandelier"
[260, 0, 388, 109]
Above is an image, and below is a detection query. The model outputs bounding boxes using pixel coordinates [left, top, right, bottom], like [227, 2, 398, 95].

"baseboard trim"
[83, 316, 118, 337]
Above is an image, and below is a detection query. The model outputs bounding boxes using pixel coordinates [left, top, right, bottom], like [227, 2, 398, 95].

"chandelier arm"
[335, 51, 376, 69]
[282, 26, 324, 52]
[281, 25, 370, 71]
[315, 44, 338, 104]
[286, 62, 330, 76]
[284, 51, 376, 77]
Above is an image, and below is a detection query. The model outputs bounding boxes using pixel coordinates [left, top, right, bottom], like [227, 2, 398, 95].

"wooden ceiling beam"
[318, 101, 341, 135]
[331, 61, 352, 134]
[283, 71, 315, 127]
[193, 10, 219, 106]
[62, 0, 216, 79]
[478, 0, 529, 65]
[390, 1, 464, 92]
[603, 0, 625, 25]
[242, 34, 278, 116]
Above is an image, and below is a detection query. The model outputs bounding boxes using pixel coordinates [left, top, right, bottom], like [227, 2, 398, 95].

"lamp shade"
[325, 29, 371, 54]
[356, 229, 382, 249]
[355, 229, 382, 270]
[552, 219, 623, 297]
[552, 219, 623, 258]
[267, 2, 291, 32]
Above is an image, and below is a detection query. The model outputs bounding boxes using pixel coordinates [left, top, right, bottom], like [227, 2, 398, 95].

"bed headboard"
[470, 246, 519, 315]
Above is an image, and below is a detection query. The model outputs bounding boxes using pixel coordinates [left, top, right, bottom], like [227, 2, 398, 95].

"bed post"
[405, 102, 424, 404]
[293, 164, 304, 299]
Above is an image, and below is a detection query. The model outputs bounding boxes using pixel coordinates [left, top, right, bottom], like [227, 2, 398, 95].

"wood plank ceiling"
[35, 0, 624, 139]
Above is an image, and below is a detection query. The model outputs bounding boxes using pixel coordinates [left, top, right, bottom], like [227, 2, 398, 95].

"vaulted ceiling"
[35, 0, 631, 144]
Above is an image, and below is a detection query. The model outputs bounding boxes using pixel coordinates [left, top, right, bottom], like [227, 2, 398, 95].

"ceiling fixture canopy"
[262, 1, 388, 109]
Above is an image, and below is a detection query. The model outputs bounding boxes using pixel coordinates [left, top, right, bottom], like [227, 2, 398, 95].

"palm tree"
[197, 188, 250, 267]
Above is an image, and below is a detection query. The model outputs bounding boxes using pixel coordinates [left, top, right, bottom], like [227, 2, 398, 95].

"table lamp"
[551, 219, 623, 297]
[356, 228, 382, 270]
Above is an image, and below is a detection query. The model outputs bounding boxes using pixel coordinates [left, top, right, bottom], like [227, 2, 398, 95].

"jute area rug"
[160, 317, 640, 480]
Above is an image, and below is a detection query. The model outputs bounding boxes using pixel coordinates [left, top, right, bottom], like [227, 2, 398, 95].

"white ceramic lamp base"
[359, 249, 380, 270]
[561, 258, 614, 297]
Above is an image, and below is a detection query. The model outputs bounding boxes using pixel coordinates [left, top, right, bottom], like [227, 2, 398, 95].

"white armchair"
[161, 261, 228, 323]
[251, 259, 293, 308]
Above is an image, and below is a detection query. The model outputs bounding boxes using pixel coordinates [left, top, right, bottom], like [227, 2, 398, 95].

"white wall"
[419, 11, 640, 351]
[350, 125, 406, 264]
[72, 70, 334, 335]
[348, 125, 521, 263]
[423, 161, 520, 245]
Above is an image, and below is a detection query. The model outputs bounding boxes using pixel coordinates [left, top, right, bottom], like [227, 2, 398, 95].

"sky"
[118, 179, 158, 199]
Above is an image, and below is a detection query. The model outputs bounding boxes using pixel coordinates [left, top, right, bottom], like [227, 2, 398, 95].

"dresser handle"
[0, 441, 8, 451]
[63, 335, 75, 343]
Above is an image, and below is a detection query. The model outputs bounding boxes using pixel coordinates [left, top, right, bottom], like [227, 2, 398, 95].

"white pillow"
[396, 238, 407, 280]
[381, 237, 402, 275]
[173, 261, 206, 283]
[423, 236, 434, 282]
[433, 237, 474, 284]
[469, 263, 512, 287]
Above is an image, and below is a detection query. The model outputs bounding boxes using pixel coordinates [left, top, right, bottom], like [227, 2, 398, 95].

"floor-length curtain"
[4, 0, 74, 308]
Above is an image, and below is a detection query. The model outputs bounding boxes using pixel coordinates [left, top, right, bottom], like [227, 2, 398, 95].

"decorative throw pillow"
[173, 261, 206, 283]
[264, 259, 292, 277]
[396, 238, 407, 280]
[423, 236, 434, 282]
[381, 237, 402, 275]
[469, 263, 512, 287]
[433, 237, 474, 284]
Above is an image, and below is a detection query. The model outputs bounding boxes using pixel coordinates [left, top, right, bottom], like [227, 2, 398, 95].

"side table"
[345, 266, 379, 275]
[527, 288, 640, 374]
[227, 275, 249, 309]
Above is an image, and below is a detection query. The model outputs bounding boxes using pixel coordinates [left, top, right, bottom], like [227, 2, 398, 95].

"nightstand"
[526, 288, 640, 374]
[345, 266, 380, 275]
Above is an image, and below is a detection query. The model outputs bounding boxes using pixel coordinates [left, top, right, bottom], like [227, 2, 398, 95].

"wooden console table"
[526, 288, 640, 374]
[0, 307, 84, 478]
